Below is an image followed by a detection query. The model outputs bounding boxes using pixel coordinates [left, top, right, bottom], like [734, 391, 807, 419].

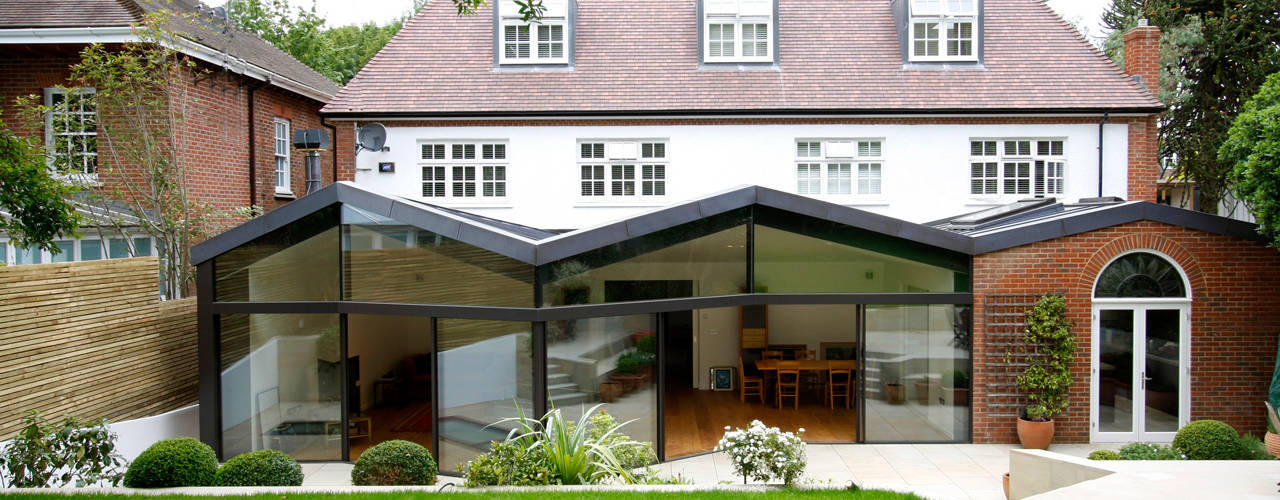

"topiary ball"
[214, 449, 304, 486]
[123, 437, 218, 488]
[1172, 420, 1246, 460]
[1088, 449, 1122, 460]
[351, 440, 437, 486]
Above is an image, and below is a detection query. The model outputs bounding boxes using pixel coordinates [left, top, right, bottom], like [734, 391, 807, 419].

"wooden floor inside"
[663, 383, 858, 459]
[349, 401, 433, 460]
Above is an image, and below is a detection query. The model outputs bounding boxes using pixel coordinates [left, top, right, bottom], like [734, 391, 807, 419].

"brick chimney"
[1123, 19, 1162, 203]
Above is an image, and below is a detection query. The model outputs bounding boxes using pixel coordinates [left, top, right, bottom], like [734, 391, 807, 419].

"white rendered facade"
[349, 120, 1132, 229]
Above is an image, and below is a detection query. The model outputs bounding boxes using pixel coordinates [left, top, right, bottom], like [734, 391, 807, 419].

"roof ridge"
[115, 0, 147, 21]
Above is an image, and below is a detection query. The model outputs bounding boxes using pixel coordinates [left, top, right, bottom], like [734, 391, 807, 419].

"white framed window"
[703, 0, 773, 63]
[579, 140, 667, 201]
[44, 88, 97, 177]
[0, 235, 154, 266]
[795, 139, 883, 197]
[909, 0, 978, 62]
[499, 0, 568, 64]
[418, 141, 508, 202]
[273, 118, 291, 194]
[969, 138, 1066, 198]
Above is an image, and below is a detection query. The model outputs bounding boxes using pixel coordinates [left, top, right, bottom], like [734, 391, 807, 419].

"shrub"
[1014, 295, 1076, 421]
[635, 334, 658, 356]
[0, 411, 126, 488]
[351, 440, 437, 486]
[214, 449, 303, 486]
[1236, 434, 1275, 460]
[462, 440, 557, 487]
[1088, 450, 1122, 460]
[1173, 420, 1246, 460]
[1118, 442, 1183, 460]
[123, 437, 217, 488]
[587, 411, 655, 471]
[715, 420, 807, 485]
[492, 403, 648, 485]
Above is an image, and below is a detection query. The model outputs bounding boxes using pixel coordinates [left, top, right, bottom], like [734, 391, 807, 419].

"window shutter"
[606, 142, 638, 160]
[739, 0, 771, 16]
[706, 0, 739, 15]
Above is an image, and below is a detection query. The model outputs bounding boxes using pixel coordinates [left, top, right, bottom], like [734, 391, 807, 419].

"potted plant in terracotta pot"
[944, 370, 970, 406]
[1012, 294, 1075, 450]
[1266, 334, 1280, 457]
[914, 377, 939, 405]
[882, 365, 906, 404]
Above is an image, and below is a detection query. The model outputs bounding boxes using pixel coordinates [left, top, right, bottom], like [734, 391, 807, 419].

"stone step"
[548, 373, 571, 383]
[549, 392, 590, 406]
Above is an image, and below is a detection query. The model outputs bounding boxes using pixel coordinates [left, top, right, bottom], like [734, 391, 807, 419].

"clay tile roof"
[324, 0, 1161, 116]
[0, 0, 339, 100]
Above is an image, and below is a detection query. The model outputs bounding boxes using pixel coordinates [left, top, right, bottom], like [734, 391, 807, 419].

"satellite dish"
[356, 123, 387, 153]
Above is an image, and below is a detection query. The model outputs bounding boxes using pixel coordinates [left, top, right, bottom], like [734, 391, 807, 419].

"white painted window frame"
[908, 0, 979, 62]
[795, 139, 884, 200]
[498, 0, 569, 65]
[703, 0, 773, 63]
[577, 139, 668, 204]
[273, 118, 292, 195]
[417, 140, 510, 205]
[968, 138, 1067, 200]
[0, 234, 157, 266]
[44, 87, 98, 181]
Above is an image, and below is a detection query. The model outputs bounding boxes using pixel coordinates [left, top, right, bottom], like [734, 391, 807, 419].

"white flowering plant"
[714, 420, 807, 485]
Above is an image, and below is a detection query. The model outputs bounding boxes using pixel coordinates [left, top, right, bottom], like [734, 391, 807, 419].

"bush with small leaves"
[1087, 450, 1122, 460]
[462, 440, 558, 487]
[123, 437, 218, 488]
[1118, 442, 1183, 460]
[214, 449, 303, 486]
[351, 440, 437, 486]
[1173, 420, 1246, 460]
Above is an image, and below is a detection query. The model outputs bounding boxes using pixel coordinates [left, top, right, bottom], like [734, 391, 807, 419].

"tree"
[224, 0, 546, 85]
[22, 12, 243, 297]
[1221, 71, 1280, 246]
[1144, 1, 1280, 212]
[0, 112, 81, 255]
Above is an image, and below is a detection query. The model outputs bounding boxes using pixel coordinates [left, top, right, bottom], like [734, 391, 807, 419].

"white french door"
[1090, 303, 1190, 442]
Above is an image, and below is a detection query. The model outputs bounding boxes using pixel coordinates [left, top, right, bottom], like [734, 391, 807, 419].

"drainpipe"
[321, 116, 339, 185]
[246, 80, 268, 207]
[1097, 113, 1109, 198]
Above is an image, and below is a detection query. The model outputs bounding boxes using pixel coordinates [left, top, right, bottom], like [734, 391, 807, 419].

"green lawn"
[1, 490, 926, 500]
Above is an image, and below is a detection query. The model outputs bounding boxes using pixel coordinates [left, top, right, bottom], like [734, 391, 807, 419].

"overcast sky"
[290, 0, 1113, 40]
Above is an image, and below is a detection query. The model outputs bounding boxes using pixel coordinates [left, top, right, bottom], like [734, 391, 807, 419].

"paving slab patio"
[298, 443, 1115, 500]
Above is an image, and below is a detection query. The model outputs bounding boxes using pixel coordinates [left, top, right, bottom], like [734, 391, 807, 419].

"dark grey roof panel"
[755, 187, 974, 254]
[388, 201, 462, 240]
[625, 199, 704, 238]
[535, 221, 632, 264]
[755, 188, 831, 220]
[1142, 203, 1262, 240]
[698, 186, 757, 217]
[423, 202, 557, 241]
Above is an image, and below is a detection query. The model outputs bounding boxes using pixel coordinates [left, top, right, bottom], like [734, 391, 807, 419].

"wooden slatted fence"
[0, 257, 197, 438]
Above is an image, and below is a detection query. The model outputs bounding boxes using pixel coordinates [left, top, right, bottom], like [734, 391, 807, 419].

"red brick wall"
[972, 221, 1280, 443]
[0, 45, 329, 217]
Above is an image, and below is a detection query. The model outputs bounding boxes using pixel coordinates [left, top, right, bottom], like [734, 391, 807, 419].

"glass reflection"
[437, 319, 532, 472]
[548, 315, 657, 449]
[214, 205, 340, 302]
[1098, 309, 1134, 433]
[863, 304, 971, 442]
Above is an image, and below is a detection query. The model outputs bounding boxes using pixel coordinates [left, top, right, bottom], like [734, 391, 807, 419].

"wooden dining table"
[753, 359, 858, 406]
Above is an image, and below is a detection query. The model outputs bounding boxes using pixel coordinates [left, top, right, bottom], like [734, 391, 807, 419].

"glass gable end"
[215, 205, 340, 302]
[754, 207, 970, 293]
[539, 208, 750, 306]
[342, 205, 534, 307]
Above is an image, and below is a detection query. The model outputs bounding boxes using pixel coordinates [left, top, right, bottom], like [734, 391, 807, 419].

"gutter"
[319, 107, 1167, 120]
[0, 27, 336, 103]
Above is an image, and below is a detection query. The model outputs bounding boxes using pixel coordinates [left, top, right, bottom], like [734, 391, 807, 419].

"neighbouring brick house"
[0, 0, 340, 266]
[181, 0, 1279, 464]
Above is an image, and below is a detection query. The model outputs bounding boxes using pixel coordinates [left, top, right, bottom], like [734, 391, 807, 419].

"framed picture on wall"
[710, 367, 735, 391]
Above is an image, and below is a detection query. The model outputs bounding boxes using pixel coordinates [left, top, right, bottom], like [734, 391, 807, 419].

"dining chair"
[739, 356, 764, 404]
[827, 361, 855, 409]
[795, 350, 817, 360]
[763, 350, 783, 360]
[777, 367, 800, 409]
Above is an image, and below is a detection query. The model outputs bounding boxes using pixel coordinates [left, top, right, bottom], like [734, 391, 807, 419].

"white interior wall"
[354, 122, 1130, 229]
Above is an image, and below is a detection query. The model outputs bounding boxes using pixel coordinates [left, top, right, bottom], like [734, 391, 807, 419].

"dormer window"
[909, 0, 977, 62]
[499, 0, 569, 64]
[703, 0, 774, 63]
